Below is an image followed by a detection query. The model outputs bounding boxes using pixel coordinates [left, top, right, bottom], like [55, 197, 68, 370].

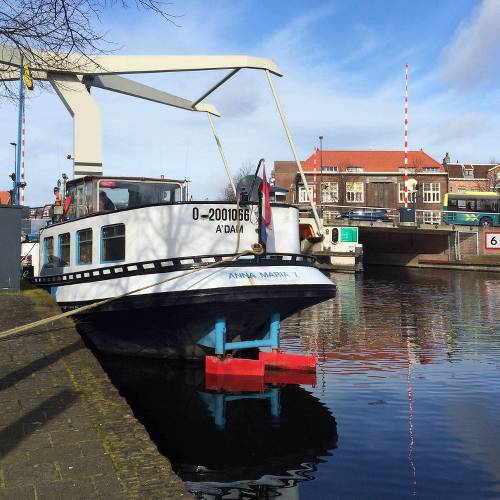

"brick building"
[445, 161, 500, 193]
[274, 150, 447, 223]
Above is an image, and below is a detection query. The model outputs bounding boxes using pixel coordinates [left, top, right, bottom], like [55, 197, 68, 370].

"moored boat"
[33, 174, 335, 358]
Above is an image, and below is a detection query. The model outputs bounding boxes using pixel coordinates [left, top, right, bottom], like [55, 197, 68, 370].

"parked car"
[337, 208, 390, 221]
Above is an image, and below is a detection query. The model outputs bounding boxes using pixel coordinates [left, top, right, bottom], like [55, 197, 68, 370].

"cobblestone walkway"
[0, 289, 191, 499]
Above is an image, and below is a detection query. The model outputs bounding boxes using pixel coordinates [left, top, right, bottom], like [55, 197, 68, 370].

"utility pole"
[319, 135, 323, 218]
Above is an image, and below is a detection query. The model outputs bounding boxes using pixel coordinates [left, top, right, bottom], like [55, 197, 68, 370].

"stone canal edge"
[0, 288, 192, 500]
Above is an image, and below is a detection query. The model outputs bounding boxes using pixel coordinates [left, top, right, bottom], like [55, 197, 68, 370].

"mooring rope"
[0, 248, 262, 342]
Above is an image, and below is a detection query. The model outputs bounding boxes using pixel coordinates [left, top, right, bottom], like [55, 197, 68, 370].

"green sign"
[340, 227, 358, 243]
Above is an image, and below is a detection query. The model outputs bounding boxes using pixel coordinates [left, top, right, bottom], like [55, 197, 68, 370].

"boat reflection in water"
[97, 355, 338, 499]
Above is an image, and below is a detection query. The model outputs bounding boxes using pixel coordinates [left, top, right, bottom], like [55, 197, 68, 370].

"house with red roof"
[444, 157, 500, 194]
[274, 149, 447, 224]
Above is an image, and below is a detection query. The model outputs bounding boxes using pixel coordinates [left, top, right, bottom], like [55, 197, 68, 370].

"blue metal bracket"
[199, 387, 281, 429]
[198, 313, 281, 355]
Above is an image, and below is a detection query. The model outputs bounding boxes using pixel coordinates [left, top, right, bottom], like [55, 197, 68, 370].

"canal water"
[96, 268, 500, 499]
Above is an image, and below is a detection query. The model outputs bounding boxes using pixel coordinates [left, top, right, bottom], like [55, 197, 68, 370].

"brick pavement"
[0, 289, 192, 499]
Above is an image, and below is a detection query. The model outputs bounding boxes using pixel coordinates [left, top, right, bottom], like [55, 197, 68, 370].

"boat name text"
[228, 271, 298, 279]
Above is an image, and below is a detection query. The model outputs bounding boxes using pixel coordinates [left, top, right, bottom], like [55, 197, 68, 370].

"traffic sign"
[485, 232, 500, 250]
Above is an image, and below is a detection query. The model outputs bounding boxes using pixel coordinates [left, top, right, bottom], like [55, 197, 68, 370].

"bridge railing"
[301, 205, 499, 227]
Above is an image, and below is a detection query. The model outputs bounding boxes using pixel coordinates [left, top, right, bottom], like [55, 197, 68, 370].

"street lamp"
[319, 136, 324, 217]
[9, 142, 17, 204]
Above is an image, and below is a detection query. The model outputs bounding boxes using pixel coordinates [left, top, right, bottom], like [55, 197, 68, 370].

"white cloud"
[441, 0, 500, 87]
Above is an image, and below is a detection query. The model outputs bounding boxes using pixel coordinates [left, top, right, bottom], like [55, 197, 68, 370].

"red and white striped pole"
[403, 63, 409, 208]
[20, 85, 26, 206]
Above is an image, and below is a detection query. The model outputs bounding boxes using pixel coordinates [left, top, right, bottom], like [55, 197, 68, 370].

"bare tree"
[0, 0, 179, 98]
[220, 161, 254, 201]
[488, 157, 499, 165]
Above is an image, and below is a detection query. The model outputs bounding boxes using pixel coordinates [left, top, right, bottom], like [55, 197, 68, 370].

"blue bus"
[443, 192, 500, 227]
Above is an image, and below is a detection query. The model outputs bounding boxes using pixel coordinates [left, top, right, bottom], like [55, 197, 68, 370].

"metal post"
[269, 313, 280, 350]
[214, 318, 226, 355]
[257, 188, 267, 251]
[15, 58, 24, 205]
[319, 135, 323, 218]
[207, 112, 236, 196]
[265, 70, 323, 236]
[9, 142, 16, 202]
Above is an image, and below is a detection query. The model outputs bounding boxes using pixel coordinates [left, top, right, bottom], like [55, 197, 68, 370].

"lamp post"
[319, 135, 323, 217]
[9, 142, 17, 204]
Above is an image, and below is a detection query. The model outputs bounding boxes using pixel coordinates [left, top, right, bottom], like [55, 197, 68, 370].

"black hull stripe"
[33, 253, 316, 288]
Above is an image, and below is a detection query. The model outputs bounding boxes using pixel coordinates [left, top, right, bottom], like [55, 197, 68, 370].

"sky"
[1, 0, 500, 205]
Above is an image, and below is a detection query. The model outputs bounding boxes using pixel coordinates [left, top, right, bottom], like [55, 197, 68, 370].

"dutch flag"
[259, 166, 272, 245]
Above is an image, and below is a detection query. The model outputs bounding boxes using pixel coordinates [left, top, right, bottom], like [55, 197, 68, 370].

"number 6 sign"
[485, 232, 500, 250]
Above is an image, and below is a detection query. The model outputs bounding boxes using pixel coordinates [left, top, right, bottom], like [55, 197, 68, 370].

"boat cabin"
[65, 176, 189, 220]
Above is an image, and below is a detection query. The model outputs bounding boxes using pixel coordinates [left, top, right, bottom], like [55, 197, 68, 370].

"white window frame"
[321, 182, 339, 203]
[346, 182, 364, 203]
[323, 211, 337, 225]
[321, 166, 339, 173]
[423, 211, 441, 224]
[346, 167, 363, 173]
[399, 183, 406, 203]
[298, 185, 313, 203]
[423, 182, 440, 203]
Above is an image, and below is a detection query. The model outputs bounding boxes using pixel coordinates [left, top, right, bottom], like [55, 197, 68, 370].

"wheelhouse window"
[77, 229, 93, 265]
[101, 224, 125, 262]
[58, 233, 70, 266]
[346, 182, 364, 203]
[44, 237, 54, 267]
[98, 180, 182, 211]
[423, 183, 440, 203]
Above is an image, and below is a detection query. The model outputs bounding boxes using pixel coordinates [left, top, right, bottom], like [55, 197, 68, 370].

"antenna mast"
[403, 64, 409, 208]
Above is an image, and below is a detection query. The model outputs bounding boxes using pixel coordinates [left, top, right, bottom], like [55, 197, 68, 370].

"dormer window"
[464, 167, 474, 178]
[321, 166, 338, 173]
[346, 167, 363, 173]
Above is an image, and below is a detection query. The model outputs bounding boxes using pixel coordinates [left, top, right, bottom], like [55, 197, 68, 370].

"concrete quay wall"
[0, 289, 191, 500]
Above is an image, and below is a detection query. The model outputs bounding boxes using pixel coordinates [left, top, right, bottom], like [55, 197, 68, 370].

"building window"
[77, 229, 93, 265]
[323, 211, 337, 224]
[399, 183, 406, 203]
[298, 186, 313, 203]
[101, 224, 125, 262]
[346, 182, 364, 203]
[464, 167, 474, 178]
[424, 167, 440, 173]
[274, 193, 287, 203]
[423, 211, 441, 224]
[321, 166, 338, 173]
[399, 167, 417, 174]
[58, 233, 70, 267]
[346, 166, 363, 173]
[321, 182, 339, 203]
[44, 237, 54, 267]
[423, 183, 440, 203]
